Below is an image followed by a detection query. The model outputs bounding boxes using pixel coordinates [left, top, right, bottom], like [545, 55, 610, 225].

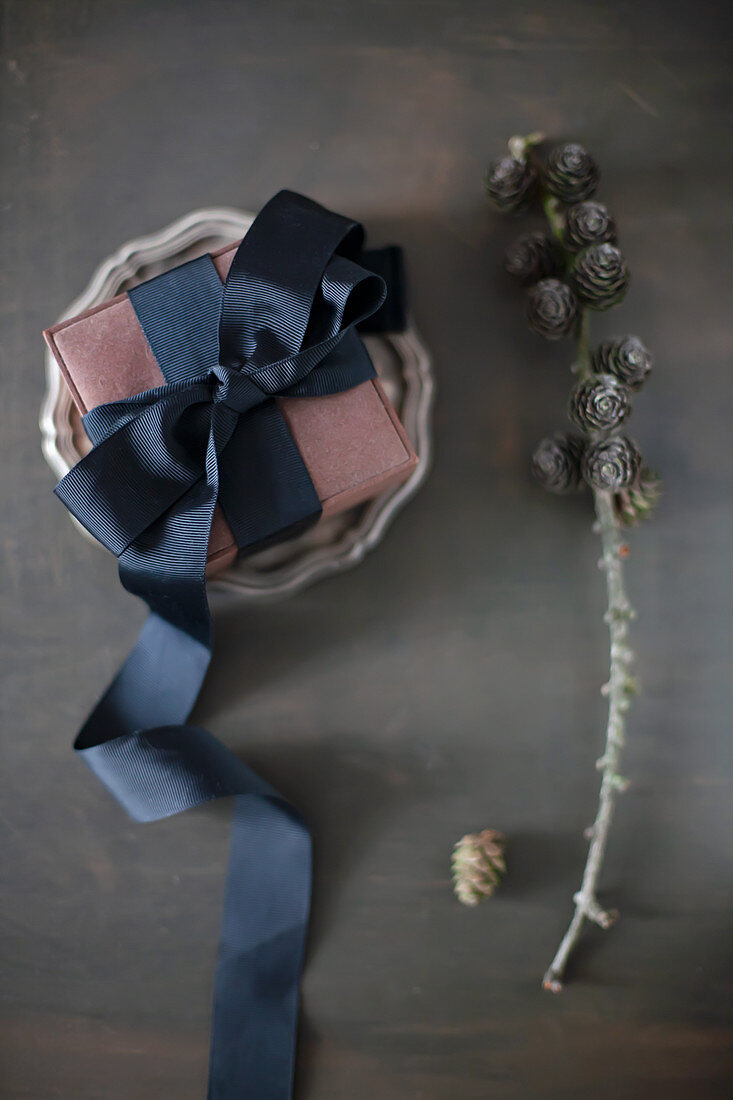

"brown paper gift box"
[44, 242, 418, 574]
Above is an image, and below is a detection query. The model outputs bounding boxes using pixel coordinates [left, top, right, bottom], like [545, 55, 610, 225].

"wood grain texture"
[1, 1, 731, 1097]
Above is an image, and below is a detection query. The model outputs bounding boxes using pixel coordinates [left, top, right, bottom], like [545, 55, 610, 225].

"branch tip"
[542, 972, 563, 993]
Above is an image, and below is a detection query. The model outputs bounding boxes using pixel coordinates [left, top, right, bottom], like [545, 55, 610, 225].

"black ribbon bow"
[54, 191, 393, 1099]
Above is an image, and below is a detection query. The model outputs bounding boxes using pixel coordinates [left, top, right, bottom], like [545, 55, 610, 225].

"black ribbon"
[55, 191, 394, 1099]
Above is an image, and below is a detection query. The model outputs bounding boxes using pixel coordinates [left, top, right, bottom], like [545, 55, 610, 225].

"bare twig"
[543, 486, 633, 991]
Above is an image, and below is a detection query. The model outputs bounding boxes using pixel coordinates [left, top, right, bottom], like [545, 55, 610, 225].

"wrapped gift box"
[44, 241, 418, 574]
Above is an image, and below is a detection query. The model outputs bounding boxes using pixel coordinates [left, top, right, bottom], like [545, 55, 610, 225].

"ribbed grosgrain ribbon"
[54, 190, 394, 1099]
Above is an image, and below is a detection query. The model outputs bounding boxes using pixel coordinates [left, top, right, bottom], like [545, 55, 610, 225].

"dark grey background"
[1, 2, 731, 1097]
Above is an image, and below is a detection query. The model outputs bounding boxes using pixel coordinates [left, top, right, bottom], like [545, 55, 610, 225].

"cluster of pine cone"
[488, 141, 629, 328]
[486, 139, 659, 523]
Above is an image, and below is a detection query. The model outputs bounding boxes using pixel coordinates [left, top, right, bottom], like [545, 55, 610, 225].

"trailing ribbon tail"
[82, 723, 312, 1100]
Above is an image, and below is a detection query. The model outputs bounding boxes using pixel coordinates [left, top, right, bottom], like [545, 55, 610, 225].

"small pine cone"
[614, 467, 662, 526]
[525, 278, 578, 340]
[543, 142, 599, 203]
[582, 435, 642, 491]
[569, 374, 632, 433]
[571, 244, 630, 310]
[531, 433, 584, 493]
[564, 201, 617, 252]
[504, 232, 562, 285]
[592, 335, 653, 390]
[485, 155, 538, 212]
[452, 830, 506, 906]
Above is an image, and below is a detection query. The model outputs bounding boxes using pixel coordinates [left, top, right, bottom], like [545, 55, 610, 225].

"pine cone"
[504, 232, 561, 285]
[485, 155, 538, 212]
[572, 244, 630, 310]
[592, 335, 653, 390]
[452, 830, 506, 906]
[543, 142, 599, 203]
[564, 201, 617, 252]
[569, 374, 631, 433]
[531, 433, 584, 493]
[525, 278, 578, 339]
[582, 435, 642, 491]
[614, 467, 662, 526]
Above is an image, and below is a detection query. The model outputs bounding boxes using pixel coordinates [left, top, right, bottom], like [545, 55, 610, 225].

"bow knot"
[208, 364, 264, 416]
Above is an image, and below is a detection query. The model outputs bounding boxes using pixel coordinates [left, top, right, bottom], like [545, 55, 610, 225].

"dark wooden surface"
[1, 2, 731, 1097]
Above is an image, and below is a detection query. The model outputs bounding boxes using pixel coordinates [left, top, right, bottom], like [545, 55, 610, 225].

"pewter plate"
[40, 208, 434, 600]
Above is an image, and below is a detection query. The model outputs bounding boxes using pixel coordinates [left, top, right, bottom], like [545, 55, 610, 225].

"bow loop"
[218, 191, 385, 380]
[56, 382, 214, 556]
